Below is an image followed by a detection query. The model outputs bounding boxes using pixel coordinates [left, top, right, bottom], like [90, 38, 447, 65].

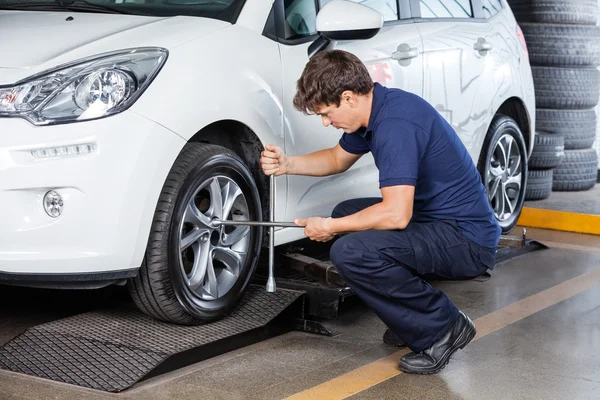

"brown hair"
[293, 50, 374, 115]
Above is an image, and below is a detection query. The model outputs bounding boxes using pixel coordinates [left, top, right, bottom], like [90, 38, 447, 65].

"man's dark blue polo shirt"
[339, 82, 501, 251]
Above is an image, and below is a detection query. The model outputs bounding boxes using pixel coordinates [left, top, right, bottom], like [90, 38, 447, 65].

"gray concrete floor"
[1, 227, 600, 399]
[525, 183, 600, 215]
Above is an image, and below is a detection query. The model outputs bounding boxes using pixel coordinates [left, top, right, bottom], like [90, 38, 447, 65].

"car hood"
[0, 10, 229, 81]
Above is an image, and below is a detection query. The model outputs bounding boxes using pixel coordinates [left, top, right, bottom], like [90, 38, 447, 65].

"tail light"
[516, 24, 529, 60]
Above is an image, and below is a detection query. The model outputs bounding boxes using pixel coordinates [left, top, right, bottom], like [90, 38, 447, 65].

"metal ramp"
[0, 285, 304, 393]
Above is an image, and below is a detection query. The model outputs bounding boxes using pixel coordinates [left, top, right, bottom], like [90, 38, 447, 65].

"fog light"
[44, 190, 64, 218]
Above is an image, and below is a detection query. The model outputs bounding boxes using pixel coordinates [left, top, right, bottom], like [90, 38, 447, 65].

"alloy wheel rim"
[486, 133, 523, 223]
[177, 175, 250, 301]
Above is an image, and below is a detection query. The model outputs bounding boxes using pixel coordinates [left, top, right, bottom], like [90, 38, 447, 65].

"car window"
[419, 0, 473, 18]
[481, 0, 502, 18]
[319, 0, 399, 22]
[284, 0, 318, 40]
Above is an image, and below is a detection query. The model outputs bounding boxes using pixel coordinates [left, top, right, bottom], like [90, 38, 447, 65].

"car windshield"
[0, 0, 246, 21]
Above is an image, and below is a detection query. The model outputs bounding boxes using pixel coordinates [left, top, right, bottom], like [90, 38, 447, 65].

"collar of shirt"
[354, 82, 386, 140]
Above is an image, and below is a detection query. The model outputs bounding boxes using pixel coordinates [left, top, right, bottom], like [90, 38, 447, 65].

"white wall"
[597, 0, 600, 165]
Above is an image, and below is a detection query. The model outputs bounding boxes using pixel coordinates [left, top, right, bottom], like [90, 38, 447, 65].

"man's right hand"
[261, 145, 290, 176]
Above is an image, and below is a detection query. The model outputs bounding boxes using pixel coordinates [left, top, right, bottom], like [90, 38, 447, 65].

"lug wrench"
[212, 175, 303, 293]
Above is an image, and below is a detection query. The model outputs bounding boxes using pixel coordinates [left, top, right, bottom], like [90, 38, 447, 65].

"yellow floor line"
[517, 207, 600, 236]
[285, 267, 600, 400]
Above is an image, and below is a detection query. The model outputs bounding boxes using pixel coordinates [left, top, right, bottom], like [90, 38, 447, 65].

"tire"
[552, 149, 598, 191]
[477, 115, 528, 234]
[509, 0, 598, 25]
[128, 143, 263, 325]
[525, 169, 553, 201]
[528, 133, 564, 169]
[531, 66, 600, 109]
[520, 23, 600, 66]
[536, 109, 597, 150]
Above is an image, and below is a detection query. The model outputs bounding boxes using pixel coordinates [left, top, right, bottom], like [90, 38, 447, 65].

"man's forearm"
[287, 148, 342, 176]
[328, 202, 410, 233]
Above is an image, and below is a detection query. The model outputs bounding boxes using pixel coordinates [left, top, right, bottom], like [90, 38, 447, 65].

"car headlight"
[0, 47, 167, 125]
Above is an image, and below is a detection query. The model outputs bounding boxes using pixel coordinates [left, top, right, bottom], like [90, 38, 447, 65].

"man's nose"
[321, 116, 330, 127]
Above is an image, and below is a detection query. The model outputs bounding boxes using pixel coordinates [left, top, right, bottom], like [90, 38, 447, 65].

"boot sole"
[398, 321, 476, 375]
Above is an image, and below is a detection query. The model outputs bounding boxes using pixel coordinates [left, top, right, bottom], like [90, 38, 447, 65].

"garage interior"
[2, 0, 600, 399]
[1, 202, 599, 399]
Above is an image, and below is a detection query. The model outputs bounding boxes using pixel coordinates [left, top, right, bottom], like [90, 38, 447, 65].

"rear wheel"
[477, 115, 528, 234]
[128, 143, 263, 325]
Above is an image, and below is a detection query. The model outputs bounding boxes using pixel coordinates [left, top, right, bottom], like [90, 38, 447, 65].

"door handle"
[392, 43, 419, 60]
[474, 37, 493, 52]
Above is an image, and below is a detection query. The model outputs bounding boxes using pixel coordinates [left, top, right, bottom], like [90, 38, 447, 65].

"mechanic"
[260, 49, 500, 374]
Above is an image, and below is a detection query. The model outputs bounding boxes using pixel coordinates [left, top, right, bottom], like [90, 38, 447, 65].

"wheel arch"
[493, 97, 534, 157]
[188, 120, 271, 237]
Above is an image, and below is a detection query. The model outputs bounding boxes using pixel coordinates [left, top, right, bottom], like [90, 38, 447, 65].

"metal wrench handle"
[266, 174, 276, 293]
[212, 220, 300, 228]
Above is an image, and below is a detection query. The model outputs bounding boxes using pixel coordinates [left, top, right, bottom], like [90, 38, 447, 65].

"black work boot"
[383, 328, 406, 347]
[398, 311, 476, 374]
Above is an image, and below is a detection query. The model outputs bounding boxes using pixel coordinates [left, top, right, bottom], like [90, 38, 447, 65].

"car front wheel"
[128, 143, 263, 325]
[477, 115, 528, 234]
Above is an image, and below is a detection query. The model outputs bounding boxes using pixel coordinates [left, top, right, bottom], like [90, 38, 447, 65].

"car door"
[412, 0, 501, 159]
[266, 0, 424, 223]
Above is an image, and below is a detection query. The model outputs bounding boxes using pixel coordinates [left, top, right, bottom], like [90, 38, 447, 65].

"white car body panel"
[128, 24, 287, 229]
[0, 0, 535, 278]
[416, 8, 535, 160]
[0, 111, 185, 273]
[0, 12, 230, 84]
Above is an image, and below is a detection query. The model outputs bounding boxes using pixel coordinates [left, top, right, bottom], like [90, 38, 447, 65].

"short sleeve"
[338, 132, 370, 155]
[375, 119, 429, 188]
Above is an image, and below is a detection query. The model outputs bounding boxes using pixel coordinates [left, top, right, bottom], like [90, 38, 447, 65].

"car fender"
[469, 60, 535, 163]
[130, 25, 285, 153]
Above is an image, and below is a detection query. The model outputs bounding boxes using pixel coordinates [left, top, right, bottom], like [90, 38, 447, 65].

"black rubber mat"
[0, 285, 304, 392]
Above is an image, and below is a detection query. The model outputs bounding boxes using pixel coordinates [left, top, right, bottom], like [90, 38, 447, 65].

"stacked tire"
[508, 0, 599, 196]
[525, 133, 564, 200]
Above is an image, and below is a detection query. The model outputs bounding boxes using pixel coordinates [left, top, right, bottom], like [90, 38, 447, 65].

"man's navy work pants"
[329, 198, 494, 353]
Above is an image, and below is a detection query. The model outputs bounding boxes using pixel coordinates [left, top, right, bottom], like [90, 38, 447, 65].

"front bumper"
[0, 112, 185, 277]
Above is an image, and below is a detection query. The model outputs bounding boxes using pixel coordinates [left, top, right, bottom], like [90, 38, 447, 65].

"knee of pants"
[329, 235, 365, 274]
[331, 200, 355, 218]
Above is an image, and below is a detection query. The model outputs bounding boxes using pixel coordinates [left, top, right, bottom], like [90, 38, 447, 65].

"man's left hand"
[295, 217, 335, 242]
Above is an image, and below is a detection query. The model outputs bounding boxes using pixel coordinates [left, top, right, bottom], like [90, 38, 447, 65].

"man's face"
[315, 93, 362, 133]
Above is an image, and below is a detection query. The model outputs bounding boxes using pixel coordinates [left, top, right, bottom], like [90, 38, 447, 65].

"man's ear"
[341, 90, 356, 107]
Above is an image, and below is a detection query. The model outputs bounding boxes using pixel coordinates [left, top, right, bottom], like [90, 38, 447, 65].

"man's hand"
[295, 217, 335, 242]
[261, 145, 291, 176]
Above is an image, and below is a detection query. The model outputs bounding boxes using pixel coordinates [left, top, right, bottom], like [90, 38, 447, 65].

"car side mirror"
[308, 0, 384, 58]
[316, 0, 384, 41]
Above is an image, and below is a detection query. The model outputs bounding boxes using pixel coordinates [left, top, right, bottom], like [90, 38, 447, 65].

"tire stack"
[508, 0, 600, 197]
[525, 133, 564, 200]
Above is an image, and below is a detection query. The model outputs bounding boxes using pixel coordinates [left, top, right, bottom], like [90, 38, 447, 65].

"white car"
[0, 0, 534, 324]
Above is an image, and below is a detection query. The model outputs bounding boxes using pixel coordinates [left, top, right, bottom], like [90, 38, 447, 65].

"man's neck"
[361, 88, 374, 128]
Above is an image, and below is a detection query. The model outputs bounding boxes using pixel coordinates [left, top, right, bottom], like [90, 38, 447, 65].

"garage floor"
[1, 226, 600, 400]
[524, 184, 600, 215]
